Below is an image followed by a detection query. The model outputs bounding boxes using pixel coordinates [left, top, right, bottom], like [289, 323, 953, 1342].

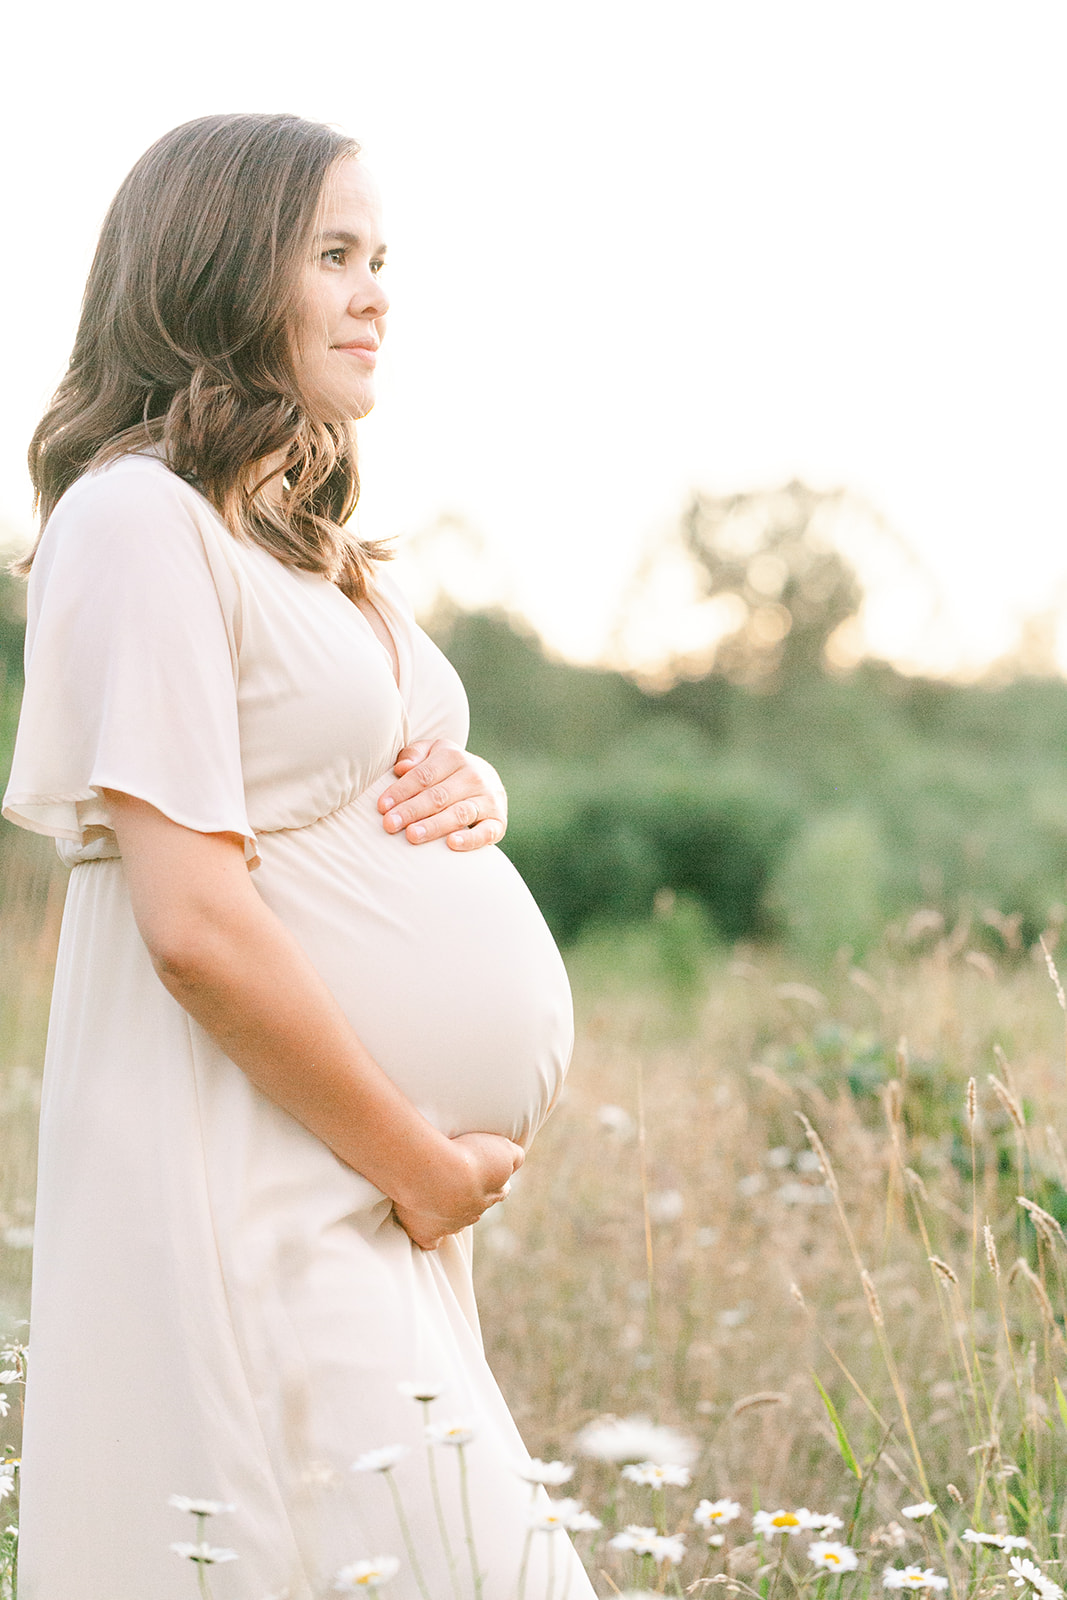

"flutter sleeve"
[2, 457, 258, 865]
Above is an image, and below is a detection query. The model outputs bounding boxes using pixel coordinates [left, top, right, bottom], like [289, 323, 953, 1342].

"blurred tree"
[680, 480, 863, 686]
[0, 569, 26, 787]
[0, 568, 25, 688]
[427, 603, 651, 762]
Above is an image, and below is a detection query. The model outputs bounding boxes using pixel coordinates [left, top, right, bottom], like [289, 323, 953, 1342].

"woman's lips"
[335, 344, 378, 365]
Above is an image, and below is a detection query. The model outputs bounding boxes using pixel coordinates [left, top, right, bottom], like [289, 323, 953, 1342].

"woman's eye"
[321, 246, 347, 267]
[370, 258, 387, 276]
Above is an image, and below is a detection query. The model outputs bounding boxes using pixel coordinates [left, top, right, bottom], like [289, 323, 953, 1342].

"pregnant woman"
[3, 114, 595, 1599]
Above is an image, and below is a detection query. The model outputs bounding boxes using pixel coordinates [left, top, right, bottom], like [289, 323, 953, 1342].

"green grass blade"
[813, 1371, 862, 1479]
[1055, 1377, 1067, 1437]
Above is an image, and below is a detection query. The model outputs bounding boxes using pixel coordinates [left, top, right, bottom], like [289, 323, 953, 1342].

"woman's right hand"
[392, 1132, 525, 1251]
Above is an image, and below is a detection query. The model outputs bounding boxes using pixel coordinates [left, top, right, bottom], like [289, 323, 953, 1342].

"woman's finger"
[445, 819, 506, 851]
[379, 740, 468, 816]
[400, 801, 506, 846]
[390, 739, 435, 777]
[383, 774, 493, 832]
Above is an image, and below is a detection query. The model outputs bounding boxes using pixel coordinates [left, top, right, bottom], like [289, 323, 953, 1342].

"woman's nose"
[351, 274, 389, 320]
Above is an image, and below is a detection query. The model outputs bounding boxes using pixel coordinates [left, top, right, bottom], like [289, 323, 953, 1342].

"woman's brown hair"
[19, 112, 387, 595]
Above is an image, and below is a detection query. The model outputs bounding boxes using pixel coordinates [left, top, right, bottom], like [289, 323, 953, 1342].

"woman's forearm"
[102, 790, 492, 1220]
[157, 903, 461, 1210]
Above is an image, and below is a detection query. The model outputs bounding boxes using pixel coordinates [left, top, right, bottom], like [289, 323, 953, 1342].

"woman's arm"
[103, 789, 523, 1249]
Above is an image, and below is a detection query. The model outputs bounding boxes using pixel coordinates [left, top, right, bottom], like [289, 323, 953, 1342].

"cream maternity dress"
[3, 454, 595, 1600]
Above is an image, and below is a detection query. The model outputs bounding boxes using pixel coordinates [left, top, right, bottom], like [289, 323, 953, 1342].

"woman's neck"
[251, 449, 288, 507]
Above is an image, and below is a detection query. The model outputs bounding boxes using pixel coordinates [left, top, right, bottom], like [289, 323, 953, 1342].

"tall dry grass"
[475, 906, 1067, 1570]
[0, 831, 63, 1333]
[3, 843, 1067, 1594]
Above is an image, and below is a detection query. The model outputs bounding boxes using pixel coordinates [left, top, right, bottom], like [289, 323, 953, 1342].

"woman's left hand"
[378, 739, 507, 851]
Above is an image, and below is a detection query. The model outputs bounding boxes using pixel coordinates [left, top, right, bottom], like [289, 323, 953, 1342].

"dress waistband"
[63, 767, 399, 869]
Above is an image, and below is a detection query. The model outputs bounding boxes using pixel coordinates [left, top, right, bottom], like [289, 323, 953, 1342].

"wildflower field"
[3, 828, 1067, 1599]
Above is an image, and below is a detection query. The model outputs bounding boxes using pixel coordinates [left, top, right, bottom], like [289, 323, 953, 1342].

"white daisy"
[610, 1525, 661, 1553]
[901, 1503, 938, 1521]
[396, 1381, 446, 1403]
[884, 1566, 949, 1590]
[516, 1458, 574, 1486]
[809, 1513, 845, 1532]
[0, 1396, 7, 1421]
[567, 1509, 602, 1533]
[170, 1541, 238, 1564]
[608, 1526, 685, 1563]
[0, 1467, 17, 1504]
[350, 1446, 408, 1474]
[334, 1555, 401, 1591]
[964, 1529, 1030, 1551]
[695, 1499, 742, 1529]
[647, 1189, 685, 1224]
[0, 1374, 18, 1386]
[647, 1533, 686, 1565]
[754, 1509, 818, 1537]
[1010, 1556, 1065, 1600]
[597, 1104, 636, 1138]
[528, 1497, 584, 1532]
[574, 1415, 698, 1467]
[425, 1419, 477, 1447]
[167, 1495, 236, 1516]
[621, 1460, 692, 1488]
[809, 1541, 859, 1572]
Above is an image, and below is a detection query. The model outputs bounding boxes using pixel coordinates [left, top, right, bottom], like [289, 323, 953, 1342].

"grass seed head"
[885, 1079, 904, 1124]
[1017, 1197, 1066, 1250]
[946, 1485, 964, 1505]
[966, 1077, 977, 1126]
[796, 1113, 840, 1201]
[1046, 1124, 1067, 1186]
[984, 1223, 1000, 1278]
[1039, 934, 1067, 1013]
[928, 1256, 959, 1287]
[861, 1270, 885, 1328]
[987, 1073, 1025, 1131]
[1008, 1257, 1055, 1324]
[729, 1391, 788, 1418]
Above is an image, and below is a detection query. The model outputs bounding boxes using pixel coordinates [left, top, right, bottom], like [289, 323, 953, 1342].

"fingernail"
[449, 832, 467, 847]
[409, 823, 426, 841]
[380, 794, 395, 810]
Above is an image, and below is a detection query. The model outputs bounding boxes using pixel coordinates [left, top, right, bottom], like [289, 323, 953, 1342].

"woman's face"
[292, 158, 389, 423]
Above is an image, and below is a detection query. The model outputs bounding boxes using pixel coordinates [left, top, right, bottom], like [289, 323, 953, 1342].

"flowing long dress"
[2, 454, 596, 1600]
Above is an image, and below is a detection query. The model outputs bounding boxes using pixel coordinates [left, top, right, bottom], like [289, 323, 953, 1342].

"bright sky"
[3, 0, 1065, 677]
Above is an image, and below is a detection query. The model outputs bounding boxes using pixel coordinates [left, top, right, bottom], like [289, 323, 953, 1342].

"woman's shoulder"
[26, 454, 249, 628]
[51, 451, 213, 529]
[36, 454, 233, 583]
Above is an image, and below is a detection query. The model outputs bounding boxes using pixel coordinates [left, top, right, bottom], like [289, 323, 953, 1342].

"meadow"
[3, 490, 1067, 1593]
[3, 824, 1067, 1598]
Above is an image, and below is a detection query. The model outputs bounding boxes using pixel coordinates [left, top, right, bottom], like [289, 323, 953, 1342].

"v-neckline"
[355, 589, 403, 693]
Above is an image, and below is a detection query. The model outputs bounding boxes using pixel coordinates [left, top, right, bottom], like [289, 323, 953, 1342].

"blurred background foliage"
[4, 479, 1067, 965]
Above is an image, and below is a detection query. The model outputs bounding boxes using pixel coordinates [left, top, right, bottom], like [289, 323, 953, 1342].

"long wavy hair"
[19, 112, 388, 596]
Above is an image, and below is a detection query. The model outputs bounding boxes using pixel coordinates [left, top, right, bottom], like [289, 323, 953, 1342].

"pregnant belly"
[252, 784, 574, 1149]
